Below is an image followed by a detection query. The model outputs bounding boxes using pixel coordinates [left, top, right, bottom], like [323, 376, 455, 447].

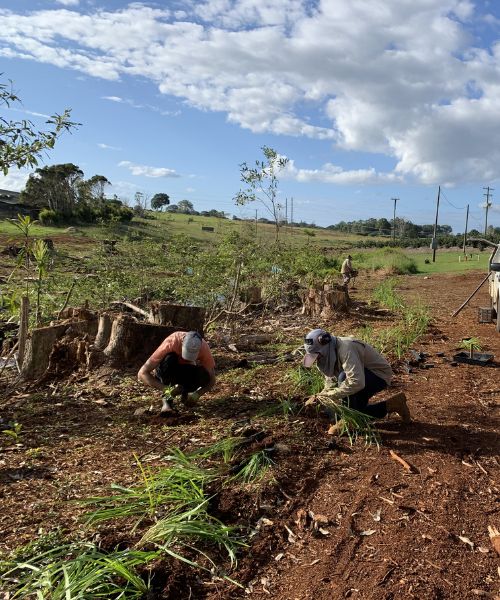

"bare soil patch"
[1, 271, 499, 599]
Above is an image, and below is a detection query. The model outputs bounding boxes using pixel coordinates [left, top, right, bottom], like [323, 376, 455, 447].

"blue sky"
[1, 0, 500, 232]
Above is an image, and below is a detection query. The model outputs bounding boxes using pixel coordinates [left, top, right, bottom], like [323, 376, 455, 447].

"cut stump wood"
[94, 313, 114, 350]
[150, 302, 205, 334]
[102, 314, 176, 367]
[300, 284, 349, 317]
[20, 319, 98, 380]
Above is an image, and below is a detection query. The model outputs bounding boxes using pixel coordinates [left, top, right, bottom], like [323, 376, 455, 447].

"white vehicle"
[489, 243, 500, 332]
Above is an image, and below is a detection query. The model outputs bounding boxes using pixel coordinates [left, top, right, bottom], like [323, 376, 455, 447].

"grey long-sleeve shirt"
[319, 337, 392, 402]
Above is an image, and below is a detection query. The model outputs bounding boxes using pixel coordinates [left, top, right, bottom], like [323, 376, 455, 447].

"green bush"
[39, 208, 59, 226]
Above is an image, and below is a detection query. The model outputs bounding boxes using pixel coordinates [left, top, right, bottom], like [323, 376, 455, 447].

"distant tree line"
[19, 163, 133, 225]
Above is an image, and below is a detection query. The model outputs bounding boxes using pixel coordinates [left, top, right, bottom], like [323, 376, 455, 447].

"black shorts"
[154, 352, 210, 392]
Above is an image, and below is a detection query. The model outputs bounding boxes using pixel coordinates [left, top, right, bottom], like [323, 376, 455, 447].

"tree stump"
[240, 286, 263, 305]
[94, 313, 114, 350]
[150, 302, 205, 335]
[300, 284, 349, 318]
[103, 314, 176, 367]
[20, 319, 98, 380]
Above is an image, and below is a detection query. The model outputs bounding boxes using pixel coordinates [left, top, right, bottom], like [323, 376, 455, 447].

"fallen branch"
[389, 449, 419, 473]
[110, 301, 151, 320]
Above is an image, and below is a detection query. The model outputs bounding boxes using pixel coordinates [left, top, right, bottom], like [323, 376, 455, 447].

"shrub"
[39, 208, 59, 226]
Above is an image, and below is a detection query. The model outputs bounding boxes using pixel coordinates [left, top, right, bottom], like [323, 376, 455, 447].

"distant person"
[340, 255, 357, 286]
[302, 328, 411, 434]
[138, 331, 215, 415]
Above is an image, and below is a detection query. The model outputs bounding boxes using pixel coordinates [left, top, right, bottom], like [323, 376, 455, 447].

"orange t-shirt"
[149, 331, 215, 371]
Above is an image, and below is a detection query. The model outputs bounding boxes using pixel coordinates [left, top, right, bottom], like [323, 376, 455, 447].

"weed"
[1, 422, 22, 445]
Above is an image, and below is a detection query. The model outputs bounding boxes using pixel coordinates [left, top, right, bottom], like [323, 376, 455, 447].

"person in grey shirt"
[303, 328, 411, 434]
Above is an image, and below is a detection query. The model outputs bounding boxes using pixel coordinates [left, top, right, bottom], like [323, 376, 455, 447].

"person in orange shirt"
[138, 331, 216, 415]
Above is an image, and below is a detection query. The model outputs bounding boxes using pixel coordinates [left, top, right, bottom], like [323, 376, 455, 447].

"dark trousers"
[338, 368, 388, 419]
[155, 353, 210, 393]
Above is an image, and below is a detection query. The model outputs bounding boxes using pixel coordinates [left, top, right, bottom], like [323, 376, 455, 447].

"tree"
[177, 199, 195, 214]
[234, 146, 289, 241]
[151, 193, 170, 211]
[0, 75, 78, 175]
[77, 175, 110, 207]
[20, 163, 84, 218]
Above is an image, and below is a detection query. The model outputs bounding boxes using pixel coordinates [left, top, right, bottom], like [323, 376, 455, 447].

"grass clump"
[372, 277, 405, 311]
[367, 248, 418, 275]
[0, 540, 156, 600]
[285, 364, 325, 396]
[326, 403, 380, 447]
[230, 450, 275, 484]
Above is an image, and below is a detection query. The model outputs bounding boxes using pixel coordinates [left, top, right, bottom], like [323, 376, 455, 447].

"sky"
[1, 0, 500, 233]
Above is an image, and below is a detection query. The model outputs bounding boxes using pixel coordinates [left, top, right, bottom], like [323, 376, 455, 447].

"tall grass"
[366, 248, 418, 274]
[372, 277, 405, 311]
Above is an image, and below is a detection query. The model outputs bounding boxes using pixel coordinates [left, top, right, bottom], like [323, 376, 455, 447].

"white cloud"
[2, 1, 500, 183]
[55, 0, 80, 6]
[98, 142, 121, 150]
[0, 169, 31, 191]
[283, 159, 400, 185]
[119, 160, 180, 178]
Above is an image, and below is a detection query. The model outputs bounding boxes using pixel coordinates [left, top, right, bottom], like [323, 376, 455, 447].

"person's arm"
[318, 348, 365, 403]
[138, 358, 165, 392]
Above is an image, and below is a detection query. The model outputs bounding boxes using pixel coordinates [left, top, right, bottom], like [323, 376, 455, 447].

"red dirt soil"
[0, 270, 499, 600]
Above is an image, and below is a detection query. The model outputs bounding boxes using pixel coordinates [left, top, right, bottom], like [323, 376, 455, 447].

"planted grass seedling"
[459, 336, 482, 359]
[230, 449, 275, 484]
[325, 403, 380, 448]
[0, 541, 156, 600]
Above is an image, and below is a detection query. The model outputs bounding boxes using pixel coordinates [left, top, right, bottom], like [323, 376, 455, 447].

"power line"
[440, 189, 467, 211]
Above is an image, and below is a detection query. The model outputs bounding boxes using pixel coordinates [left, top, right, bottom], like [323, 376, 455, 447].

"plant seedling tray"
[453, 351, 494, 366]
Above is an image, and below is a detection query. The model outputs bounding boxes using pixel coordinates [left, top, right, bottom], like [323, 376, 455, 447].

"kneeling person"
[303, 329, 411, 434]
[138, 331, 215, 415]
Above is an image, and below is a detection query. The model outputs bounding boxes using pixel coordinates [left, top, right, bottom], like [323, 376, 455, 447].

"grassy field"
[0, 211, 491, 276]
[409, 249, 491, 274]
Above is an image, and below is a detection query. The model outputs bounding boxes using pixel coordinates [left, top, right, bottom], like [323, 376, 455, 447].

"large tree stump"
[150, 302, 205, 334]
[20, 319, 98, 380]
[301, 284, 349, 318]
[103, 314, 176, 367]
[94, 313, 114, 350]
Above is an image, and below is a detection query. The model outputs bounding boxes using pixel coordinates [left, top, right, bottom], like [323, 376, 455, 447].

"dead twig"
[136, 432, 176, 461]
[389, 449, 419, 473]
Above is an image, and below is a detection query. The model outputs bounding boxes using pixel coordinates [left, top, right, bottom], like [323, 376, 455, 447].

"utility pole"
[483, 186, 493, 235]
[290, 197, 294, 235]
[463, 204, 469, 254]
[391, 197, 399, 241]
[255, 209, 258, 236]
[285, 197, 288, 235]
[432, 186, 441, 263]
